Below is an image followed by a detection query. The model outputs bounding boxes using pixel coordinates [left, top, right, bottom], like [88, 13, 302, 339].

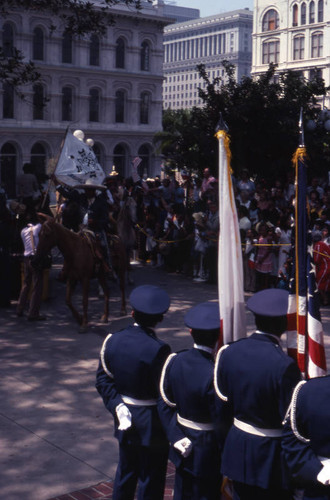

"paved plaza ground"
[1, 258, 330, 500]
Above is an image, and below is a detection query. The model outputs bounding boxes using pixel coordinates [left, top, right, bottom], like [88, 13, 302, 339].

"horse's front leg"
[80, 278, 90, 333]
[65, 279, 82, 325]
[118, 263, 127, 316]
[98, 272, 109, 323]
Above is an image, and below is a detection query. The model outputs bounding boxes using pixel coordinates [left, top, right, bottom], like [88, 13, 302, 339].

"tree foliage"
[155, 62, 330, 181]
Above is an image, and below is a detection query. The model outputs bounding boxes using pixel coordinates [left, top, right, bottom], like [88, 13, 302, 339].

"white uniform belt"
[319, 456, 330, 466]
[121, 395, 157, 406]
[177, 414, 215, 431]
[234, 418, 282, 437]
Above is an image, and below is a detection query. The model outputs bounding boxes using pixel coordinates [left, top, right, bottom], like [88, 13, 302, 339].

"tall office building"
[153, 0, 200, 24]
[163, 9, 253, 110]
[0, 2, 170, 198]
[252, 0, 330, 98]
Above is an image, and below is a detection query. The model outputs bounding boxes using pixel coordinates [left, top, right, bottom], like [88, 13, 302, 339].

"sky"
[170, 0, 254, 18]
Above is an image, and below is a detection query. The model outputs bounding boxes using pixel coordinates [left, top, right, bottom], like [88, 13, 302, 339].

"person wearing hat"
[158, 302, 222, 500]
[282, 376, 330, 499]
[214, 289, 301, 500]
[95, 285, 171, 500]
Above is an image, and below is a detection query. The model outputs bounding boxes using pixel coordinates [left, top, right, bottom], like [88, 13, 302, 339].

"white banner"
[55, 131, 105, 187]
[217, 129, 246, 344]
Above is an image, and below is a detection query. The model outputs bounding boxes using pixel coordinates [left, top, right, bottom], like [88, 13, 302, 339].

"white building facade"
[163, 9, 253, 110]
[0, 3, 170, 198]
[252, 0, 330, 91]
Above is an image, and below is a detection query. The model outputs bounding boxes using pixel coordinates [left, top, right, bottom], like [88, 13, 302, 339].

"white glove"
[173, 437, 193, 458]
[116, 403, 132, 430]
[317, 460, 330, 485]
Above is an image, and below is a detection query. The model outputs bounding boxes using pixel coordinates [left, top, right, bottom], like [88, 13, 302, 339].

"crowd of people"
[1, 161, 330, 309]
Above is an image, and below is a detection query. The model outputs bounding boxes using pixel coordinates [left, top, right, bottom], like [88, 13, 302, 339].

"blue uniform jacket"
[158, 347, 223, 478]
[282, 376, 330, 496]
[214, 332, 301, 489]
[96, 324, 171, 446]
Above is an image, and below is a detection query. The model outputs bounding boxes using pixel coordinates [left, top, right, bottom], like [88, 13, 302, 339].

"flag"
[287, 147, 327, 378]
[132, 156, 142, 183]
[55, 130, 105, 187]
[216, 126, 246, 345]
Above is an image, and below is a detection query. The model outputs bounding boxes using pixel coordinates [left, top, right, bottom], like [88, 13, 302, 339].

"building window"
[2, 22, 14, 57]
[309, 1, 315, 23]
[113, 144, 127, 177]
[3, 82, 14, 119]
[33, 27, 44, 61]
[33, 84, 45, 120]
[0, 142, 17, 199]
[140, 92, 150, 124]
[141, 40, 150, 71]
[310, 68, 322, 80]
[262, 9, 279, 31]
[62, 86, 73, 121]
[293, 36, 305, 59]
[31, 142, 47, 179]
[89, 88, 99, 122]
[311, 32, 323, 57]
[292, 4, 298, 26]
[115, 37, 125, 68]
[89, 34, 100, 66]
[62, 32, 72, 63]
[301, 3, 307, 24]
[137, 144, 151, 178]
[115, 90, 125, 123]
[318, 0, 324, 22]
[262, 39, 280, 64]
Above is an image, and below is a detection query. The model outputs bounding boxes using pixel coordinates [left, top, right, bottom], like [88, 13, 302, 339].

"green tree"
[156, 62, 330, 180]
[1, 0, 141, 93]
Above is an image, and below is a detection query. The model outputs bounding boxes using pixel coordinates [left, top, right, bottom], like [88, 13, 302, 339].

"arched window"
[89, 34, 100, 66]
[309, 1, 315, 23]
[33, 84, 45, 120]
[33, 27, 44, 61]
[3, 82, 14, 118]
[292, 4, 298, 26]
[115, 37, 125, 68]
[301, 3, 307, 24]
[293, 35, 305, 60]
[0, 142, 17, 198]
[30, 142, 47, 179]
[262, 39, 280, 64]
[262, 9, 279, 31]
[141, 40, 150, 71]
[89, 88, 100, 122]
[137, 144, 151, 178]
[318, 0, 324, 22]
[2, 22, 14, 57]
[92, 142, 104, 166]
[311, 32, 323, 57]
[113, 144, 128, 176]
[62, 86, 73, 121]
[115, 90, 125, 123]
[62, 31, 72, 63]
[140, 92, 150, 124]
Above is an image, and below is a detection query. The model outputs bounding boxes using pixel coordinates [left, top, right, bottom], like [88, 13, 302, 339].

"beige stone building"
[0, 2, 170, 198]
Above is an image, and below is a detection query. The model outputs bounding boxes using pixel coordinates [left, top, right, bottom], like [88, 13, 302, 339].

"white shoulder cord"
[159, 353, 177, 408]
[214, 344, 229, 401]
[100, 333, 114, 378]
[289, 380, 310, 443]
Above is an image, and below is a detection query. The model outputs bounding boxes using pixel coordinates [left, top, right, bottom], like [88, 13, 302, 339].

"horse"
[116, 196, 137, 281]
[35, 214, 127, 332]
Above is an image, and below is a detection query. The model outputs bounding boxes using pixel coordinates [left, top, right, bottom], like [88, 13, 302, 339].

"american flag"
[287, 146, 327, 378]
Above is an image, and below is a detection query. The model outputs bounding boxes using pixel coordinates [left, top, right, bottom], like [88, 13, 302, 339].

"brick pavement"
[49, 462, 175, 500]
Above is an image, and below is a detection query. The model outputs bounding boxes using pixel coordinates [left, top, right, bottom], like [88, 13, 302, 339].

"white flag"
[217, 129, 246, 344]
[55, 131, 105, 187]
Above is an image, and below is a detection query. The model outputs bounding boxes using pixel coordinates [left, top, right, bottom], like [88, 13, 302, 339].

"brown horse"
[36, 214, 127, 332]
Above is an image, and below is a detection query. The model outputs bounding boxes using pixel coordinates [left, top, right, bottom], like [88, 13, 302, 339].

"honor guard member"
[214, 289, 301, 500]
[95, 285, 171, 500]
[282, 376, 330, 499]
[159, 302, 223, 500]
